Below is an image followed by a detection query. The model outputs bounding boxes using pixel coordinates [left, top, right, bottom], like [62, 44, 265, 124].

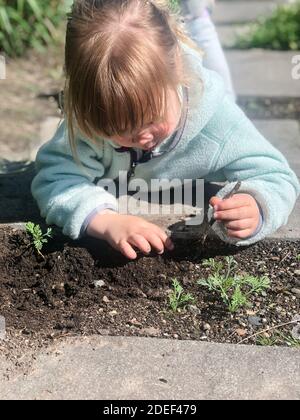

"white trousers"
[185, 13, 236, 101]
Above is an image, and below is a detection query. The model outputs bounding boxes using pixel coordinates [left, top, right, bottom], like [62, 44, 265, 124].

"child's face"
[107, 88, 182, 151]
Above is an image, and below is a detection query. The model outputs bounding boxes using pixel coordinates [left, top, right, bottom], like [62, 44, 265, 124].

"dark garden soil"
[0, 226, 299, 366]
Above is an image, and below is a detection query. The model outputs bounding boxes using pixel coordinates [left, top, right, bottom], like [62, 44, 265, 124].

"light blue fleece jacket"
[31, 42, 300, 246]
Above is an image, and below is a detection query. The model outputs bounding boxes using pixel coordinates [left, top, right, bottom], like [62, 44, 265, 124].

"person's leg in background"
[183, 0, 236, 101]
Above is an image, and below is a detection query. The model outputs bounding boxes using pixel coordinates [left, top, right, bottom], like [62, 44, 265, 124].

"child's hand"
[87, 211, 174, 259]
[209, 193, 261, 239]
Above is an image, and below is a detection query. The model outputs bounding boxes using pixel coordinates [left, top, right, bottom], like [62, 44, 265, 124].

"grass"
[25, 222, 53, 259]
[0, 1, 181, 57]
[0, 0, 71, 57]
[169, 278, 195, 312]
[168, 0, 181, 13]
[197, 256, 270, 313]
[235, 0, 300, 50]
[257, 332, 300, 347]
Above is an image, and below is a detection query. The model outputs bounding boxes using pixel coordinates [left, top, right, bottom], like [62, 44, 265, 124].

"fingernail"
[158, 249, 164, 255]
[214, 205, 219, 211]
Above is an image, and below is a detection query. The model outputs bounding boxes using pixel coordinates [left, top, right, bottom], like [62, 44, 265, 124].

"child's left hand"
[209, 193, 261, 239]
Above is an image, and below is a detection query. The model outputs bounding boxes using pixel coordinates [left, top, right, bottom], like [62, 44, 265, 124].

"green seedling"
[25, 222, 53, 258]
[169, 278, 195, 312]
[197, 256, 270, 313]
[256, 335, 278, 347]
[297, 254, 300, 262]
[257, 332, 300, 348]
[168, 0, 181, 12]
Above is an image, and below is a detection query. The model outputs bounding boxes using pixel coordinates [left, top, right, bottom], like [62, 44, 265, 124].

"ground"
[0, 43, 64, 163]
[0, 0, 299, 400]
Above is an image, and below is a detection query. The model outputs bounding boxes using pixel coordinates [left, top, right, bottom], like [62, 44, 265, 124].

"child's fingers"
[129, 234, 151, 254]
[213, 194, 252, 211]
[164, 236, 175, 251]
[224, 218, 254, 231]
[209, 196, 223, 207]
[118, 239, 137, 260]
[153, 226, 174, 250]
[214, 206, 252, 221]
[227, 228, 254, 239]
[142, 231, 165, 254]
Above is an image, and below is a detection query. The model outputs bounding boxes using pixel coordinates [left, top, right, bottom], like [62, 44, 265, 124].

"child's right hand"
[86, 210, 174, 259]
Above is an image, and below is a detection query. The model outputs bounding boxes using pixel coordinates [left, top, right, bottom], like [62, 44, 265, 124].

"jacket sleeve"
[206, 96, 300, 246]
[31, 120, 118, 239]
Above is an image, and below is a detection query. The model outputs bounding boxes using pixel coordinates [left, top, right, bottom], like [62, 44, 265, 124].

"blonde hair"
[63, 0, 203, 159]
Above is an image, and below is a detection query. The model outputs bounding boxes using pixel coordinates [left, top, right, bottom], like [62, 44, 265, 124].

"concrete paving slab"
[271, 198, 300, 240]
[30, 116, 61, 161]
[216, 24, 249, 48]
[0, 336, 299, 400]
[214, 1, 287, 25]
[225, 49, 300, 97]
[253, 119, 300, 177]
[0, 117, 60, 168]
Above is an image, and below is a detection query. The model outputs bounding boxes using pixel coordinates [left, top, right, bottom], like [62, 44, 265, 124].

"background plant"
[0, 0, 72, 57]
[168, 0, 181, 13]
[169, 278, 195, 312]
[197, 256, 270, 313]
[257, 332, 300, 347]
[25, 222, 53, 258]
[235, 0, 300, 50]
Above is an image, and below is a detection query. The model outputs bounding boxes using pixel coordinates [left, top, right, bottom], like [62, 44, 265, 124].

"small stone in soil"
[98, 329, 110, 335]
[94, 280, 105, 288]
[140, 327, 161, 337]
[129, 318, 142, 327]
[246, 310, 257, 316]
[248, 316, 262, 326]
[291, 288, 300, 297]
[295, 279, 300, 287]
[102, 296, 109, 303]
[189, 305, 200, 314]
[236, 328, 247, 337]
[291, 325, 300, 340]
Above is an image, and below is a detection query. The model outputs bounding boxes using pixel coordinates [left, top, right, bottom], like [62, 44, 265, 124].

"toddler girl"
[32, 0, 299, 260]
